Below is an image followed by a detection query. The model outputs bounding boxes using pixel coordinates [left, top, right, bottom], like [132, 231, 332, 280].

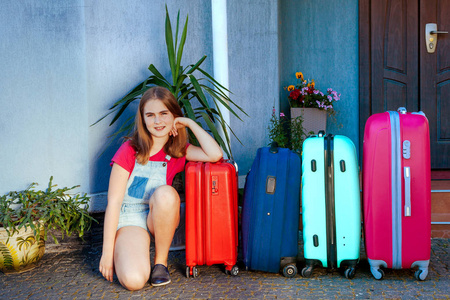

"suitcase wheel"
[186, 266, 199, 278]
[414, 269, 427, 281]
[225, 265, 239, 276]
[282, 264, 298, 278]
[344, 267, 356, 279]
[370, 267, 384, 280]
[301, 266, 313, 278]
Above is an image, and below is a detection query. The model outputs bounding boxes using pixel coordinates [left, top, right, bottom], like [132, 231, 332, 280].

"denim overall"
[117, 155, 171, 231]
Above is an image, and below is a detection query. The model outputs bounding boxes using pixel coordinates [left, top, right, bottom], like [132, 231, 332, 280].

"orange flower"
[295, 72, 304, 80]
[287, 85, 295, 91]
[311, 79, 315, 88]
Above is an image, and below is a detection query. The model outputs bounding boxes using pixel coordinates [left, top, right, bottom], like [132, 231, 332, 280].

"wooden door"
[360, 0, 450, 169]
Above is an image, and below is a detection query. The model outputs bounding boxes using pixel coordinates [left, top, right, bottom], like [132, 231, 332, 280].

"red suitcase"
[185, 160, 239, 278]
[363, 107, 431, 280]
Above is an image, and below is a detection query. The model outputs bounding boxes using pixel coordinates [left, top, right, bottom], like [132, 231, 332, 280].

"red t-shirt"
[111, 141, 188, 185]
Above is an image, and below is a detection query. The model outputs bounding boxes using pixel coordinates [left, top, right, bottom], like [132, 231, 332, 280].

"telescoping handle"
[269, 142, 279, 153]
[404, 167, 411, 217]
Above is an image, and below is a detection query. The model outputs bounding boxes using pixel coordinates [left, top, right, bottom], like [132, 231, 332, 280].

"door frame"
[358, 0, 372, 159]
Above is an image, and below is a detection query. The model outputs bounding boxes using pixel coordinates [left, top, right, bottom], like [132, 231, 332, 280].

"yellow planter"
[0, 223, 45, 274]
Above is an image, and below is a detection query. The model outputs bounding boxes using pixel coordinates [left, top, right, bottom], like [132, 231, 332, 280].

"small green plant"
[290, 115, 308, 153]
[268, 110, 289, 149]
[268, 108, 308, 153]
[0, 177, 97, 243]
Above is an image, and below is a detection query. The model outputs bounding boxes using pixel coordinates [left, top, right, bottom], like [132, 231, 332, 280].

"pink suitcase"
[363, 107, 431, 280]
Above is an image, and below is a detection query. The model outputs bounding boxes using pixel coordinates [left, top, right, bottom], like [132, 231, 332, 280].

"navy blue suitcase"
[242, 144, 301, 277]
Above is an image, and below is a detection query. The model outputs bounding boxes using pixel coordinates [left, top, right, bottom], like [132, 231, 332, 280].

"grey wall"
[0, 0, 359, 209]
[280, 0, 359, 151]
[228, 0, 280, 174]
[0, 1, 89, 194]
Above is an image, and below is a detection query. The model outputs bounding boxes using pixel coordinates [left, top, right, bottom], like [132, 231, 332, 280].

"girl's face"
[143, 99, 175, 140]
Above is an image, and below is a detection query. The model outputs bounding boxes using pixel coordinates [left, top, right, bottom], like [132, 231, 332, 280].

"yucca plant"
[93, 6, 246, 158]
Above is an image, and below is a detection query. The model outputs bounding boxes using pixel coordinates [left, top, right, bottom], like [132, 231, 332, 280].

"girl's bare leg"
[114, 226, 151, 291]
[147, 185, 180, 266]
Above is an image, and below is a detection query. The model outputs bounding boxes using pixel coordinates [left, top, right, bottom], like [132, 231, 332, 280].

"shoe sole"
[151, 279, 171, 287]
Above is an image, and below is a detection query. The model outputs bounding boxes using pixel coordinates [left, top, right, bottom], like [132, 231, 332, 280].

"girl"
[99, 86, 223, 290]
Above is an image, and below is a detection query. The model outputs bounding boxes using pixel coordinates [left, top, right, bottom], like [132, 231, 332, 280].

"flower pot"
[290, 107, 327, 136]
[0, 223, 45, 274]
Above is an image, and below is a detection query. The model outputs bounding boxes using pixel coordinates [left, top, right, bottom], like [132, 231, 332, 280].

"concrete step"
[431, 179, 450, 238]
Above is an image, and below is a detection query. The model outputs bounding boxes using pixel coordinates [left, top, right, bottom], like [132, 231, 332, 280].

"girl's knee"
[118, 270, 149, 291]
[151, 185, 180, 209]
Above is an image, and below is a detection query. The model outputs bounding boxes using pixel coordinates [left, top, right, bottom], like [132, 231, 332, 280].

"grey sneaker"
[150, 264, 171, 287]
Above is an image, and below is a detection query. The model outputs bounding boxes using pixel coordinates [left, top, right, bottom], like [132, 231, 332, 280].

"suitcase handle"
[269, 142, 279, 153]
[404, 167, 411, 217]
[214, 158, 238, 173]
[397, 107, 407, 114]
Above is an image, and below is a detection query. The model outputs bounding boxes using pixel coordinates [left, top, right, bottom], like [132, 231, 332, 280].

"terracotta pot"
[290, 107, 327, 135]
[0, 223, 45, 274]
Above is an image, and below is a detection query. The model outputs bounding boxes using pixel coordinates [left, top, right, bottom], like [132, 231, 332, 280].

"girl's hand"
[170, 117, 193, 137]
[99, 253, 114, 282]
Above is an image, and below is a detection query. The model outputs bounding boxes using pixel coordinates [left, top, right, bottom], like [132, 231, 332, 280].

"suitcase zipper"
[389, 111, 402, 269]
[324, 134, 337, 269]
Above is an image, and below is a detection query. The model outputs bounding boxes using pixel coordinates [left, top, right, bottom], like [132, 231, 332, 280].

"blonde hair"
[129, 86, 187, 164]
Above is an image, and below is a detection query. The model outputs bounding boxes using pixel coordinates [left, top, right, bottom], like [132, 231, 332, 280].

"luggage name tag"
[212, 176, 219, 195]
[266, 176, 276, 194]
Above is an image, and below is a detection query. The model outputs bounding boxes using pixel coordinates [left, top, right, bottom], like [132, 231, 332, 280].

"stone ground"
[1, 214, 449, 299]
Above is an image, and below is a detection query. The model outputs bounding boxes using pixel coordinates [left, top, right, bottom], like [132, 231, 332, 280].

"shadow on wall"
[89, 100, 139, 208]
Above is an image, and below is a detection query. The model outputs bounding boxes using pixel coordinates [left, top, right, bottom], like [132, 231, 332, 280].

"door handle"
[430, 30, 449, 34]
[426, 23, 448, 53]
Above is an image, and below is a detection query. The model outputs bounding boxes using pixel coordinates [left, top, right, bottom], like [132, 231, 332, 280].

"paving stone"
[1, 214, 449, 299]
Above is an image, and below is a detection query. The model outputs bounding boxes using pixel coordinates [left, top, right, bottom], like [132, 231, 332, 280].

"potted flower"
[268, 107, 307, 154]
[0, 177, 96, 273]
[285, 72, 341, 135]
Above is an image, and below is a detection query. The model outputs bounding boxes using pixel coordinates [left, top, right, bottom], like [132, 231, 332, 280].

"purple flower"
[313, 90, 320, 95]
[280, 112, 285, 117]
[327, 95, 332, 102]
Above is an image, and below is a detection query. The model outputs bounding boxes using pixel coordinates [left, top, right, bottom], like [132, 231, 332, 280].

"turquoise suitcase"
[301, 132, 361, 278]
